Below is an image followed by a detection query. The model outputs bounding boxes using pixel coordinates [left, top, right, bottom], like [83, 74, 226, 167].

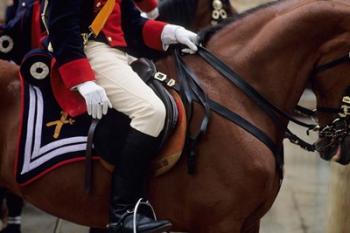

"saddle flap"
[130, 58, 179, 147]
[130, 58, 157, 83]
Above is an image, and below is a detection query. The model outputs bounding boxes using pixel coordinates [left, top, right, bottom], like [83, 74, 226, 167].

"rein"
[286, 53, 350, 153]
[174, 46, 350, 176]
[175, 45, 319, 178]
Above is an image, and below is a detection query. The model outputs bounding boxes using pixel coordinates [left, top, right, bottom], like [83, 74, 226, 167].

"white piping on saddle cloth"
[21, 85, 87, 175]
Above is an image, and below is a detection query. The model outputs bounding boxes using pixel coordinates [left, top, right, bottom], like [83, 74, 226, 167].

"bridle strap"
[295, 105, 316, 117]
[316, 106, 341, 114]
[313, 53, 350, 75]
[296, 53, 350, 116]
[197, 45, 317, 129]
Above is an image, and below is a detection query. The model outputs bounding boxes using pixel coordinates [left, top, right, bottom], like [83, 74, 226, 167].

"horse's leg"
[188, 218, 242, 233]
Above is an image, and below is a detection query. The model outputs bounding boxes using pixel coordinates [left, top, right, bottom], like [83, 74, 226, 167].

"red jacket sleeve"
[142, 20, 166, 50]
[58, 58, 95, 89]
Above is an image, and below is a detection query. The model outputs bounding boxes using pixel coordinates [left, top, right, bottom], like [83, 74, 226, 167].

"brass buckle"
[81, 32, 93, 45]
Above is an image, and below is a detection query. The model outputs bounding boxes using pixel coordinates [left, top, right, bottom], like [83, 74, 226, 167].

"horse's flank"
[1, 1, 350, 233]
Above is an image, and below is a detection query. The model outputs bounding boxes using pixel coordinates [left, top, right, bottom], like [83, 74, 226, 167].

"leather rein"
[174, 46, 350, 179]
[287, 53, 350, 154]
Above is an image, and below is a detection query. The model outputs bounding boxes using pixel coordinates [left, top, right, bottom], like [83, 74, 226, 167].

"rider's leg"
[85, 41, 171, 233]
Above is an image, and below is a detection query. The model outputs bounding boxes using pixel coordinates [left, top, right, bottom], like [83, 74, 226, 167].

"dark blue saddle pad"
[17, 50, 131, 185]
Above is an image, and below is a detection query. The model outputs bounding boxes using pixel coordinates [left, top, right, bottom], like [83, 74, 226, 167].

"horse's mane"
[157, 0, 198, 29]
[198, 1, 280, 45]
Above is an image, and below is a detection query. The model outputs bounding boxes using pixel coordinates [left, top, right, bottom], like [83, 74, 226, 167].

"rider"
[5, 0, 18, 23]
[46, 0, 198, 232]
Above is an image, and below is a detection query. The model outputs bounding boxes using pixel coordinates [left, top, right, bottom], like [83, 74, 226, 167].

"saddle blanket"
[16, 77, 95, 186]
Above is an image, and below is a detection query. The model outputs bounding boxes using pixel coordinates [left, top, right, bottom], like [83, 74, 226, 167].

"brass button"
[107, 37, 112, 42]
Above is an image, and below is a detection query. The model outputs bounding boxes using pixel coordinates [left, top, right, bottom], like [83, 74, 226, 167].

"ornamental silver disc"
[30, 62, 50, 80]
[0, 35, 14, 53]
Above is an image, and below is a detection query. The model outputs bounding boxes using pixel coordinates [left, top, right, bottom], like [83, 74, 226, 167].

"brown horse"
[2, 0, 350, 232]
[157, 0, 237, 31]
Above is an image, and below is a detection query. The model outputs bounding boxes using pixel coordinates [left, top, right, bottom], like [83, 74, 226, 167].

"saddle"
[16, 48, 187, 186]
[130, 58, 179, 147]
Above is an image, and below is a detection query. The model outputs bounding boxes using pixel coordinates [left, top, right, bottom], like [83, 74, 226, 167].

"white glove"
[76, 81, 112, 119]
[146, 7, 159, 19]
[161, 25, 198, 53]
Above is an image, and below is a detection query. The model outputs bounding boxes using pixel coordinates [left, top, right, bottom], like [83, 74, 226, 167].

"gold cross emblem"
[46, 111, 75, 139]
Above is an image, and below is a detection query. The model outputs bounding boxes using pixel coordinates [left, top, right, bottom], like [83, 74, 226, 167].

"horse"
[1, 0, 350, 232]
[157, 0, 237, 31]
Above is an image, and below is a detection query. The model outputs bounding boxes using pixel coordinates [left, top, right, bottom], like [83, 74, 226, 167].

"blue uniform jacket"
[47, 0, 166, 89]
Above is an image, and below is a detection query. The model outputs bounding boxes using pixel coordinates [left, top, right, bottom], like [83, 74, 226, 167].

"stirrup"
[132, 198, 157, 233]
[132, 198, 170, 233]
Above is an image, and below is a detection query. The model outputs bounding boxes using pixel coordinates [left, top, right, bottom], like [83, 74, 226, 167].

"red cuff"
[135, 0, 158, 12]
[142, 20, 166, 50]
[58, 58, 95, 89]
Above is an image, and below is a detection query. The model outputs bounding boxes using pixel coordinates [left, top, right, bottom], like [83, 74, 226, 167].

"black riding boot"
[107, 129, 172, 233]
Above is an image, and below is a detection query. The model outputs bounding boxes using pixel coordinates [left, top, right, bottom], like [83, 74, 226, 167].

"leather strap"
[174, 49, 211, 174]
[89, 0, 116, 37]
[85, 119, 99, 193]
[313, 54, 350, 75]
[174, 48, 284, 177]
[197, 46, 317, 129]
[173, 47, 286, 178]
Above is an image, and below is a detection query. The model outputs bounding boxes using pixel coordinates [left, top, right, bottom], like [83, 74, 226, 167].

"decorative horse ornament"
[157, 0, 237, 31]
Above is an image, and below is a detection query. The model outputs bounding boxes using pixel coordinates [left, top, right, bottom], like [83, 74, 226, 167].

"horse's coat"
[2, 1, 350, 232]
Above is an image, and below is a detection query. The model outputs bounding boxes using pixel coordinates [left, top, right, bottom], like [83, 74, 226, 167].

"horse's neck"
[207, 0, 350, 113]
[194, 0, 214, 29]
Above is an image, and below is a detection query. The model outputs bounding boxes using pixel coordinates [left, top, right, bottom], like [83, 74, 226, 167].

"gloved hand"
[76, 81, 112, 119]
[145, 7, 159, 19]
[161, 25, 198, 53]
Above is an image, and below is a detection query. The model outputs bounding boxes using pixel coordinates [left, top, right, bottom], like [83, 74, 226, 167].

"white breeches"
[84, 41, 166, 137]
